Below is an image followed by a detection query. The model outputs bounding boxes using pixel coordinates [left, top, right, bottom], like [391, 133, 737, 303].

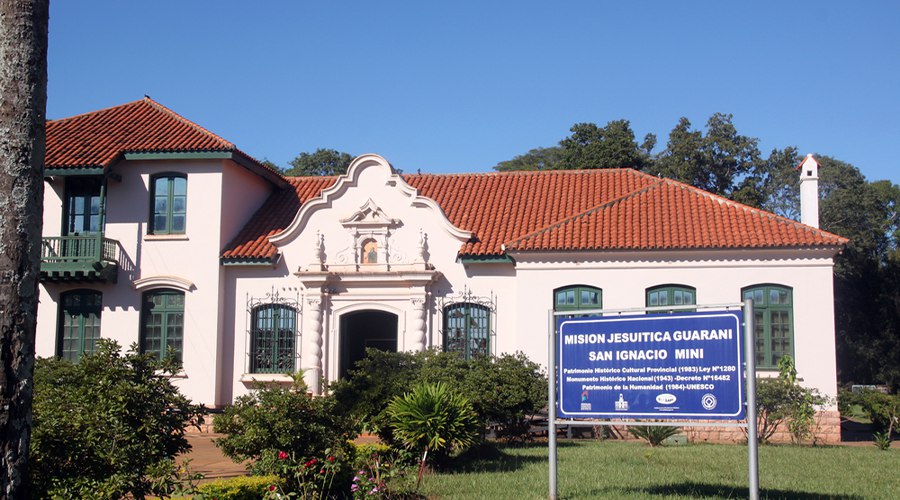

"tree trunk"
[0, 0, 49, 496]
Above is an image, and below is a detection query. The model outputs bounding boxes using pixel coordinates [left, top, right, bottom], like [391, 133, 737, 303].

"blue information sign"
[557, 311, 745, 420]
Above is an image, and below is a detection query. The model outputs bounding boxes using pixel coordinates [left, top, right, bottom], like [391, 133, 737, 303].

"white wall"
[37, 159, 275, 407]
[220, 156, 841, 407]
[506, 249, 839, 403]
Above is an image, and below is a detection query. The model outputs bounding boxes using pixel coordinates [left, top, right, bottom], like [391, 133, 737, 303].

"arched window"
[646, 285, 696, 309]
[140, 289, 185, 362]
[554, 285, 602, 315]
[743, 285, 793, 369]
[443, 303, 490, 359]
[150, 174, 187, 234]
[57, 289, 102, 361]
[250, 304, 297, 373]
[361, 239, 378, 264]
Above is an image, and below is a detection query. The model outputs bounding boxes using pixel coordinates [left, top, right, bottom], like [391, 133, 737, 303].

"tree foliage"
[812, 156, 900, 390]
[284, 148, 354, 177]
[494, 146, 564, 171]
[495, 120, 653, 171]
[653, 113, 760, 197]
[559, 120, 655, 170]
[30, 340, 203, 499]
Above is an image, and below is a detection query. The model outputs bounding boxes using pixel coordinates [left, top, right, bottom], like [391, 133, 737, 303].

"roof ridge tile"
[140, 96, 234, 149]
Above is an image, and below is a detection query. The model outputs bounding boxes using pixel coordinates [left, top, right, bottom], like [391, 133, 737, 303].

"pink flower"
[278, 451, 288, 460]
[327, 455, 335, 463]
[268, 485, 276, 491]
[351, 484, 359, 492]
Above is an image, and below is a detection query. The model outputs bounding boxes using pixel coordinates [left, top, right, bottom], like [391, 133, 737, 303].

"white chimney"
[799, 154, 819, 228]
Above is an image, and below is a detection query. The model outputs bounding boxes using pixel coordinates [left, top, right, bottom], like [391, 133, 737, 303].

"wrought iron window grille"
[438, 286, 496, 359]
[246, 287, 301, 374]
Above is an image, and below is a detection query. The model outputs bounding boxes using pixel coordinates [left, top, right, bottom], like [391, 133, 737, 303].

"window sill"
[240, 373, 294, 384]
[145, 234, 189, 241]
[157, 369, 188, 379]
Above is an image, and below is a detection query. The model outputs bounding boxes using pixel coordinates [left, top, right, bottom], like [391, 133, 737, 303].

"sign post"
[548, 303, 757, 500]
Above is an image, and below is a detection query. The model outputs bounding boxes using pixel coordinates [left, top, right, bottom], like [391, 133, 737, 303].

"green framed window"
[250, 304, 297, 373]
[646, 285, 696, 309]
[554, 285, 602, 314]
[443, 303, 490, 359]
[64, 177, 102, 235]
[742, 285, 793, 369]
[150, 174, 187, 234]
[140, 289, 185, 362]
[57, 290, 102, 361]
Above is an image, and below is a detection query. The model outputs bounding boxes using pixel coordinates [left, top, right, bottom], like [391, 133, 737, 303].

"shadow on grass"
[438, 441, 564, 474]
[590, 482, 864, 500]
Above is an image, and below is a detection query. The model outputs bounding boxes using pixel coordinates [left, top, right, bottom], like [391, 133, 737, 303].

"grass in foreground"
[420, 441, 899, 499]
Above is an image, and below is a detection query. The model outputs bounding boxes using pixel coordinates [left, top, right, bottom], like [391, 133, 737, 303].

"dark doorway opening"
[339, 310, 398, 379]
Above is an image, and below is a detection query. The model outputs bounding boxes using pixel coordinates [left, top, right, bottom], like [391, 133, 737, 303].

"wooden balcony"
[40, 235, 118, 283]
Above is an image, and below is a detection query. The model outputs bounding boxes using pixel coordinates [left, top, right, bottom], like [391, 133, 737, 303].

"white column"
[409, 297, 427, 351]
[301, 296, 323, 393]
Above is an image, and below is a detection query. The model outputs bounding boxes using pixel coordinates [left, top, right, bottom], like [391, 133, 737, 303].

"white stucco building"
[37, 98, 847, 440]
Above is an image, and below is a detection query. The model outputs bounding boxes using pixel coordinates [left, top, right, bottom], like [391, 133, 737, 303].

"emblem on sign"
[656, 393, 677, 405]
[701, 393, 718, 410]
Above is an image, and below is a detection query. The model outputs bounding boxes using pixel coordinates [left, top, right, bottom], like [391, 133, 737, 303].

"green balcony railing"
[40, 235, 118, 283]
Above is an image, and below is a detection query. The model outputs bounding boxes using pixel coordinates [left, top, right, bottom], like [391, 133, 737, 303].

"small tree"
[386, 382, 478, 488]
[751, 356, 828, 444]
[30, 340, 203, 499]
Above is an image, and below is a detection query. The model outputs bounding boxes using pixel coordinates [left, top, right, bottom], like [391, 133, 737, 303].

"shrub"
[844, 389, 899, 434]
[628, 425, 681, 447]
[350, 442, 419, 498]
[332, 349, 547, 443]
[387, 382, 479, 488]
[752, 356, 828, 444]
[330, 349, 422, 438]
[462, 353, 547, 442]
[30, 340, 203, 499]
[214, 379, 354, 478]
[195, 475, 283, 500]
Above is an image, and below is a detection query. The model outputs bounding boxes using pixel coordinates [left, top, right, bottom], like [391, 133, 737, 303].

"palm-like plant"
[386, 381, 478, 488]
[628, 424, 681, 447]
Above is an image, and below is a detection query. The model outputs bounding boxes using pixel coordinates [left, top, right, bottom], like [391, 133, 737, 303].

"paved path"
[179, 433, 248, 480]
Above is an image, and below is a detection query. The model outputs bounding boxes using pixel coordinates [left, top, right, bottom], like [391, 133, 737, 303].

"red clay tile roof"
[45, 97, 281, 180]
[222, 176, 339, 261]
[222, 168, 847, 262]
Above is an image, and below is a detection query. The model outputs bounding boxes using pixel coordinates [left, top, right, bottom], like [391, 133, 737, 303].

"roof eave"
[220, 254, 280, 267]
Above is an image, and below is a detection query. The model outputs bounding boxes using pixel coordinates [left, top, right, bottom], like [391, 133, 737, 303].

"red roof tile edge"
[503, 172, 848, 252]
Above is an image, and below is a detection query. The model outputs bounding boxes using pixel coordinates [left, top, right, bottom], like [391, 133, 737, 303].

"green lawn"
[420, 441, 899, 499]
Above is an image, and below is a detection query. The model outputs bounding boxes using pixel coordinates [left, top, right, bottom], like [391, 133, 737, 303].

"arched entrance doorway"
[339, 310, 398, 379]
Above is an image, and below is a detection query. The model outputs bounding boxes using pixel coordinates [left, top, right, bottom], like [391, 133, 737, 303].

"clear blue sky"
[48, 1, 900, 184]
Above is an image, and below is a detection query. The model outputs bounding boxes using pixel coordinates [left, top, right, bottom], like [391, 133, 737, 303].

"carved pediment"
[340, 199, 400, 229]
